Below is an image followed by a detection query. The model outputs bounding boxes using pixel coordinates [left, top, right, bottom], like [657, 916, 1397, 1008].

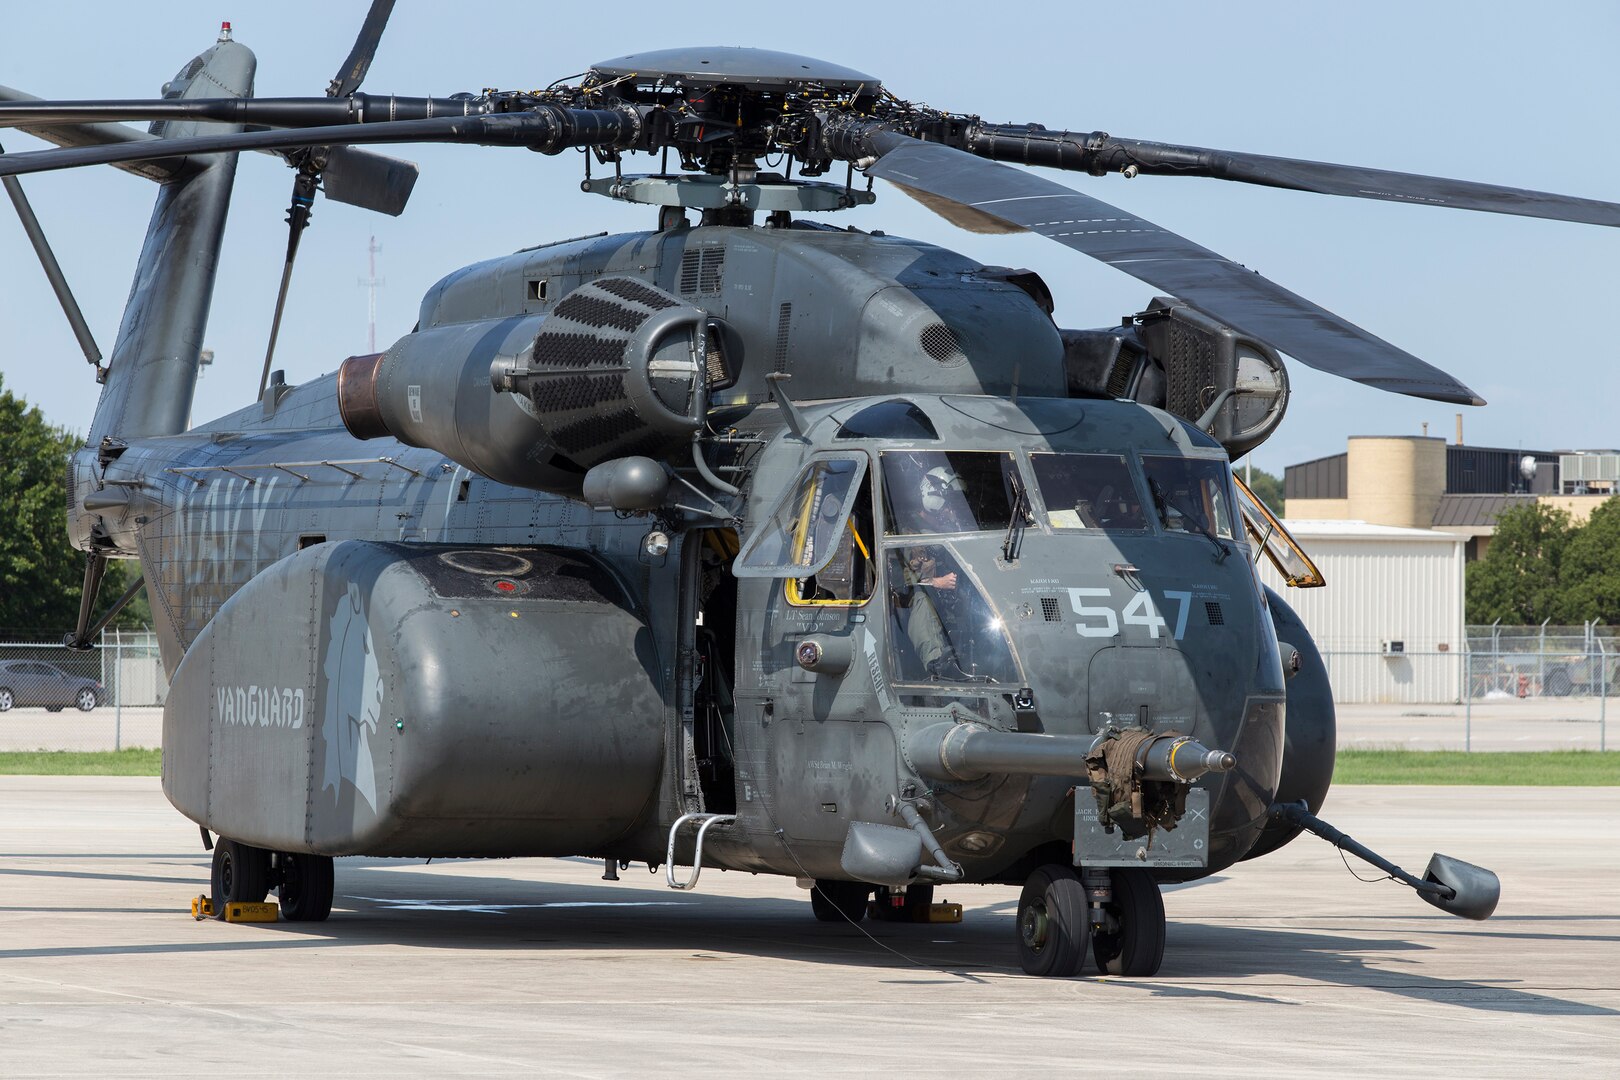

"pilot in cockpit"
[890, 463, 970, 678]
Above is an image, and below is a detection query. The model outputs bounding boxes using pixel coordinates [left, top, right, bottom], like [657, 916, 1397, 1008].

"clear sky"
[1, 0, 1615, 477]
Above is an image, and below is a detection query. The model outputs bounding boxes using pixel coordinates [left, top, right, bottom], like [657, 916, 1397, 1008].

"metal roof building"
[1258, 520, 1466, 704]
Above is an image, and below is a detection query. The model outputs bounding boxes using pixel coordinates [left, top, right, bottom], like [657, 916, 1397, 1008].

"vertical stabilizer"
[87, 31, 256, 443]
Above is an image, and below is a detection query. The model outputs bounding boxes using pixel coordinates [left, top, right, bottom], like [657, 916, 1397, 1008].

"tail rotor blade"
[262, 0, 395, 397]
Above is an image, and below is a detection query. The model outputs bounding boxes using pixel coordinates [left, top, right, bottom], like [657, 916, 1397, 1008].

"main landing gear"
[808, 881, 938, 924]
[209, 838, 335, 922]
[1017, 863, 1165, 977]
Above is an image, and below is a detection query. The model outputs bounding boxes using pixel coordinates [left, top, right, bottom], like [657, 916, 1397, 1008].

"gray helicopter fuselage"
[70, 222, 1286, 883]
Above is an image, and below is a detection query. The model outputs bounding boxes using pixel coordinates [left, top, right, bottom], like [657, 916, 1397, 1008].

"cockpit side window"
[1142, 456, 1237, 540]
[1029, 453, 1147, 532]
[788, 467, 876, 606]
[880, 451, 1018, 535]
[734, 455, 869, 579]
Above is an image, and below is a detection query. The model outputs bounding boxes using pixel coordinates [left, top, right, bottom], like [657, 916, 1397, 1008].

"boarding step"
[664, 812, 736, 890]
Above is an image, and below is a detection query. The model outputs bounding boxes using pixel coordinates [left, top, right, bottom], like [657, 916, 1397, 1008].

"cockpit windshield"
[881, 451, 1018, 535]
[1029, 453, 1147, 532]
[1142, 457, 1237, 540]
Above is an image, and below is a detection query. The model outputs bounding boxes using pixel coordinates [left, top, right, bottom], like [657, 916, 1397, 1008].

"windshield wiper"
[1003, 470, 1031, 562]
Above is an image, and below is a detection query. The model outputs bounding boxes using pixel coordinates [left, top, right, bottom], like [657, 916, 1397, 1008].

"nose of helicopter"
[954, 531, 1287, 869]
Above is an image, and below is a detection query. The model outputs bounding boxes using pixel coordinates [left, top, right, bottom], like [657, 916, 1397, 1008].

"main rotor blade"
[865, 132, 1483, 406]
[970, 126, 1620, 228]
[0, 111, 632, 178]
[0, 96, 476, 129]
[329, 0, 397, 99]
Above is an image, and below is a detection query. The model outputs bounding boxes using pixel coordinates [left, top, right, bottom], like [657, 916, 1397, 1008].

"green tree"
[1465, 502, 1573, 624]
[0, 375, 147, 633]
[1555, 497, 1620, 624]
[1242, 466, 1286, 516]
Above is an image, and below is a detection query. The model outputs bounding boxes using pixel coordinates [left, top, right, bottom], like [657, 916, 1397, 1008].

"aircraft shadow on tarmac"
[3, 855, 1612, 1017]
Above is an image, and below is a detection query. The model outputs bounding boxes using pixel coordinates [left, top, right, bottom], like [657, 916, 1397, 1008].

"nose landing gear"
[1016, 863, 1166, 977]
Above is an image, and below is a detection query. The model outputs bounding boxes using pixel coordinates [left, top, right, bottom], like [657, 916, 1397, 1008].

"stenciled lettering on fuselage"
[1068, 587, 1196, 640]
[216, 685, 306, 728]
[321, 581, 384, 813]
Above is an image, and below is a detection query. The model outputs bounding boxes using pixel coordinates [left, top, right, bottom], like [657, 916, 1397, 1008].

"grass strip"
[0, 749, 161, 775]
[1, 748, 1616, 785]
[1335, 749, 1620, 786]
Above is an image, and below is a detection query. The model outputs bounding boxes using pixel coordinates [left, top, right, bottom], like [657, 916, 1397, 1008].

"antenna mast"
[359, 236, 384, 352]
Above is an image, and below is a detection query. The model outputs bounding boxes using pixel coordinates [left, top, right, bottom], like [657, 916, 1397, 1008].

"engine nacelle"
[162, 541, 666, 857]
[339, 277, 717, 491]
[1061, 296, 1289, 457]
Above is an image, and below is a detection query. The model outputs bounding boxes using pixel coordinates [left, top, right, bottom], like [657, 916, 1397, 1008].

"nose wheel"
[1088, 867, 1166, 975]
[1016, 865, 1088, 976]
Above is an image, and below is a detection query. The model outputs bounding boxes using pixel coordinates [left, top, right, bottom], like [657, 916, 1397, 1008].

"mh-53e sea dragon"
[6, 7, 1611, 975]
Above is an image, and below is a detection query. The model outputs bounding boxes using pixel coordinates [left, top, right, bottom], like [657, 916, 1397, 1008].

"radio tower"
[358, 236, 385, 352]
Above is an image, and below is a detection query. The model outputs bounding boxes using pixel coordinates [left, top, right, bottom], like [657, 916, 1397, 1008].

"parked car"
[0, 661, 102, 712]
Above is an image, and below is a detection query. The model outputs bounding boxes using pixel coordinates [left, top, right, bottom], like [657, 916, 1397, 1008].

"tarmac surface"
[0, 778, 1615, 1077]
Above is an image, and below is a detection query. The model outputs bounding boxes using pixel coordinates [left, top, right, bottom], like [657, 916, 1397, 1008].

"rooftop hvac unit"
[1559, 453, 1620, 482]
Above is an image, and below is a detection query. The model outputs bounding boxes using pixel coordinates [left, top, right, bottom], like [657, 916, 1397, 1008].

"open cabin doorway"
[694, 528, 738, 814]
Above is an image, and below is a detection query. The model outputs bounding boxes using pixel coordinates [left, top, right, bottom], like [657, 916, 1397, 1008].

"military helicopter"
[3, 6, 1609, 977]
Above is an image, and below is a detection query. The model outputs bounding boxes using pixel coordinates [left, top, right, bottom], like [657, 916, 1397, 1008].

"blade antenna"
[1, 138, 104, 380]
[258, 0, 396, 399]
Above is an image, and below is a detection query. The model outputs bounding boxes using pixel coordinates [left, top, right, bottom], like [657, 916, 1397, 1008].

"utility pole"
[358, 236, 384, 353]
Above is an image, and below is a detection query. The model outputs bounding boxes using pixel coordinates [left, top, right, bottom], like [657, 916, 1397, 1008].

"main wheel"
[810, 879, 870, 923]
[0, 688, 13, 712]
[277, 852, 335, 922]
[75, 688, 97, 712]
[1091, 867, 1166, 976]
[1016, 865, 1088, 977]
[210, 839, 270, 917]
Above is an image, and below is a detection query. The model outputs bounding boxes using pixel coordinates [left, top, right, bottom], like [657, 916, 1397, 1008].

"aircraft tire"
[210, 835, 270, 919]
[1091, 867, 1165, 976]
[810, 880, 870, 923]
[210, 839, 270, 917]
[1016, 865, 1087, 977]
[277, 853, 335, 922]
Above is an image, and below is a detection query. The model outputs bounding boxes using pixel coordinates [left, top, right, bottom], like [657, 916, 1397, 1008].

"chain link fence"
[0, 630, 166, 751]
[0, 624, 1608, 753]
[1322, 625, 1612, 751]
